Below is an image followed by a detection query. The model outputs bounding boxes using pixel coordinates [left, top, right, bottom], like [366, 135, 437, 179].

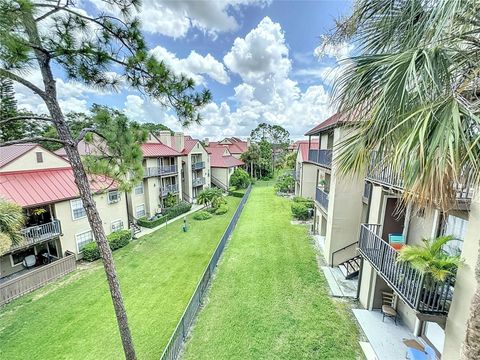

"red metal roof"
[0, 167, 118, 207]
[208, 137, 248, 154]
[141, 143, 182, 157]
[305, 113, 346, 136]
[55, 138, 108, 158]
[0, 143, 37, 168]
[296, 140, 319, 160]
[206, 146, 244, 168]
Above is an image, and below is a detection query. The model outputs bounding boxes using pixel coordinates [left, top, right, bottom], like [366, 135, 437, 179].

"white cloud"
[90, 0, 270, 39]
[150, 46, 229, 85]
[314, 36, 354, 61]
[294, 65, 343, 86]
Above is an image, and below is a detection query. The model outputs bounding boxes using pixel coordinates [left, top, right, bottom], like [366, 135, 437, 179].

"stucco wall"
[181, 144, 210, 201]
[299, 163, 318, 199]
[211, 167, 230, 189]
[1, 147, 69, 172]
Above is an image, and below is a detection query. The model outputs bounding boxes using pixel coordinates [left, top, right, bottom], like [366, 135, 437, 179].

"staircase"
[130, 222, 142, 238]
[338, 255, 361, 279]
[211, 175, 228, 191]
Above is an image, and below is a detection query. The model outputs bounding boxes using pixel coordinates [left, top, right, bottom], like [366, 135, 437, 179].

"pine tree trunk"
[21, 11, 136, 360]
[461, 243, 480, 359]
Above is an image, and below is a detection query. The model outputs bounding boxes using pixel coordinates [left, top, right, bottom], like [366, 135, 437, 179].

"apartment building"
[205, 137, 249, 159]
[300, 113, 366, 269]
[0, 143, 128, 279]
[299, 114, 479, 358]
[206, 145, 244, 190]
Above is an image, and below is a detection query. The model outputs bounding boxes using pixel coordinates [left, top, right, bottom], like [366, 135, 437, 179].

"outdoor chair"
[381, 291, 398, 325]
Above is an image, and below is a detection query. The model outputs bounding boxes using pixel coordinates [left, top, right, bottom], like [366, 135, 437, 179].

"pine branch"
[0, 69, 46, 99]
[0, 137, 66, 147]
[75, 127, 106, 144]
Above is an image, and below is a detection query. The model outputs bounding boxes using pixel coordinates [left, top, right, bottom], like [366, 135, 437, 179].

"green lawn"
[183, 183, 361, 359]
[0, 196, 240, 360]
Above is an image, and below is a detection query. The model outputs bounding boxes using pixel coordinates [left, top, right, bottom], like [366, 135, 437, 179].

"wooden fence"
[0, 252, 77, 306]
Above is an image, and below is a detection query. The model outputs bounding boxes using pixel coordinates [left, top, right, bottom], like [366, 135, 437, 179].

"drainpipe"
[356, 256, 364, 300]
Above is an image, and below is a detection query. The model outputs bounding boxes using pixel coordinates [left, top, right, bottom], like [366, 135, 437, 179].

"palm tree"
[321, 1, 480, 358]
[397, 236, 461, 282]
[0, 198, 25, 255]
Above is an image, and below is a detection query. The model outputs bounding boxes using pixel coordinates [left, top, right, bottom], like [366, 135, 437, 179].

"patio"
[353, 309, 421, 360]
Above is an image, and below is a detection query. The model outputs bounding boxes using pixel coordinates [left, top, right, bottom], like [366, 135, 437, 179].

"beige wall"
[181, 144, 211, 201]
[443, 191, 479, 359]
[299, 163, 318, 199]
[55, 191, 129, 258]
[211, 167, 232, 189]
[1, 147, 69, 172]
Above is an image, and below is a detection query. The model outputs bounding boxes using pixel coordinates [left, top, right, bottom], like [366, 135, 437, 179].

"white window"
[111, 219, 124, 232]
[71, 198, 86, 220]
[442, 214, 468, 256]
[76, 230, 93, 252]
[136, 204, 145, 218]
[134, 182, 144, 195]
[108, 190, 120, 204]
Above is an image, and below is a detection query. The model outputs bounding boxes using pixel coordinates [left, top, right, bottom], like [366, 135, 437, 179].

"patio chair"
[389, 233, 406, 250]
[381, 291, 398, 325]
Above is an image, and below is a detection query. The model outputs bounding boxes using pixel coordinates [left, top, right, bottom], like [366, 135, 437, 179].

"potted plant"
[397, 235, 462, 310]
[318, 179, 327, 188]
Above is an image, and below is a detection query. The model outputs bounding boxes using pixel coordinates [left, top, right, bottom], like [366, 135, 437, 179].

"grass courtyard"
[0, 196, 241, 360]
[183, 183, 361, 359]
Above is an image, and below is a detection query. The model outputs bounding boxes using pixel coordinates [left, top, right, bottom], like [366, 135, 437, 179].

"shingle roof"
[305, 113, 346, 136]
[0, 143, 37, 168]
[141, 143, 182, 157]
[0, 167, 118, 207]
[206, 146, 244, 168]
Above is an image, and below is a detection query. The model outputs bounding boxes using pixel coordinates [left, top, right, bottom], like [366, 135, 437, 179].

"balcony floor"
[353, 309, 420, 360]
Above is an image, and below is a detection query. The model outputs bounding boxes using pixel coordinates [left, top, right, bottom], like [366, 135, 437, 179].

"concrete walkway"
[135, 204, 204, 237]
[321, 266, 358, 298]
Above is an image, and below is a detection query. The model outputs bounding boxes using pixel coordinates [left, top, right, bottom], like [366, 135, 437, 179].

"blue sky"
[17, 0, 354, 140]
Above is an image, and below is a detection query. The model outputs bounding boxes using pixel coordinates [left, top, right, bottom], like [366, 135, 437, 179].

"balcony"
[366, 151, 474, 205]
[191, 161, 205, 171]
[161, 184, 179, 197]
[12, 220, 62, 251]
[144, 164, 178, 178]
[315, 187, 329, 211]
[192, 177, 205, 187]
[308, 149, 332, 168]
[358, 224, 453, 315]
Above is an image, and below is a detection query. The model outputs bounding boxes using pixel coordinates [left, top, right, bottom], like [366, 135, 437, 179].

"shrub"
[82, 242, 100, 262]
[293, 196, 314, 208]
[193, 211, 213, 221]
[229, 190, 245, 198]
[82, 230, 132, 262]
[214, 204, 229, 215]
[137, 215, 167, 228]
[275, 174, 294, 193]
[164, 201, 192, 218]
[229, 168, 250, 189]
[197, 188, 224, 209]
[291, 202, 311, 221]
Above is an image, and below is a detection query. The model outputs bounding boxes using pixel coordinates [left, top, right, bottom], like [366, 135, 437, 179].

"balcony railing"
[308, 149, 332, 168]
[192, 177, 205, 187]
[161, 184, 179, 196]
[13, 220, 62, 251]
[367, 152, 474, 203]
[359, 224, 453, 315]
[144, 165, 178, 178]
[191, 161, 205, 171]
[293, 170, 300, 182]
[315, 187, 329, 210]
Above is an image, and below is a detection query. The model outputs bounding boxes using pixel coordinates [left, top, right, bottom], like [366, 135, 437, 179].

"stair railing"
[330, 240, 359, 267]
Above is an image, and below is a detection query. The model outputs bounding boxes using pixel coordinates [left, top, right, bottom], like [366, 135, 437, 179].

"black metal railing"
[308, 149, 332, 168]
[358, 224, 453, 315]
[144, 164, 178, 178]
[161, 184, 179, 196]
[315, 187, 329, 210]
[160, 185, 252, 360]
[191, 161, 205, 171]
[192, 177, 205, 187]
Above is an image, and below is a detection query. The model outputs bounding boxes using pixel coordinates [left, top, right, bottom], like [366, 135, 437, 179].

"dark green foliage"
[293, 197, 314, 208]
[193, 211, 213, 221]
[291, 203, 312, 221]
[82, 230, 132, 262]
[275, 174, 295, 193]
[214, 205, 229, 215]
[137, 202, 191, 228]
[139, 122, 172, 134]
[229, 168, 250, 189]
[164, 192, 177, 208]
[229, 190, 245, 198]
[197, 188, 225, 209]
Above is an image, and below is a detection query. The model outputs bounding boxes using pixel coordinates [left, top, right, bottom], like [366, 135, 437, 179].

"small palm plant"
[0, 198, 25, 255]
[197, 188, 225, 209]
[397, 235, 461, 282]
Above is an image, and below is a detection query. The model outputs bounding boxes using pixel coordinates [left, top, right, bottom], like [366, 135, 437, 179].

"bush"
[291, 202, 311, 221]
[82, 230, 132, 262]
[275, 174, 294, 193]
[229, 190, 245, 198]
[137, 215, 167, 228]
[229, 168, 250, 189]
[193, 211, 213, 221]
[293, 196, 314, 208]
[214, 204, 229, 215]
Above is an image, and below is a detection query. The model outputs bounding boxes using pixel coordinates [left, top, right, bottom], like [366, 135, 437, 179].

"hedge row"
[137, 201, 192, 228]
[83, 230, 132, 262]
[228, 190, 245, 198]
